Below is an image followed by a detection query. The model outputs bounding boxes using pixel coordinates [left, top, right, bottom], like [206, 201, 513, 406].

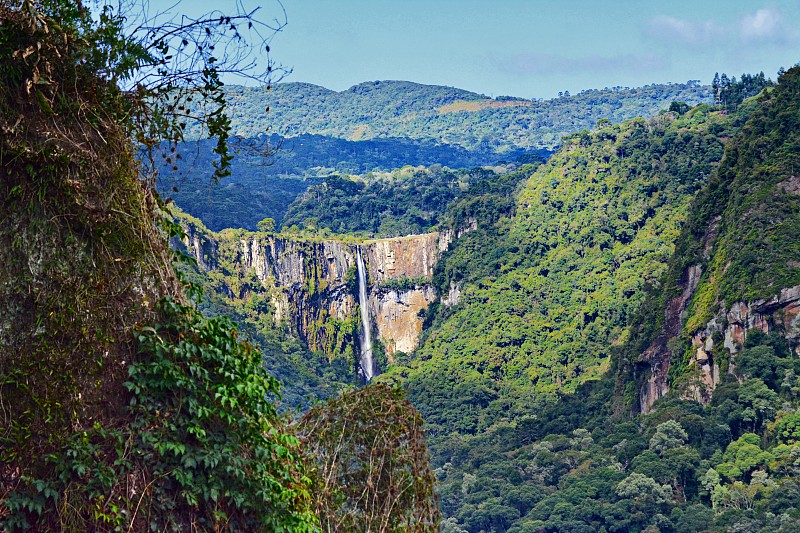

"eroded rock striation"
[182, 219, 449, 374]
[639, 281, 800, 412]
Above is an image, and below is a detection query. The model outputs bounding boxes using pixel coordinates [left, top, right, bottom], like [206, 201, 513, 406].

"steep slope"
[632, 67, 800, 411]
[216, 80, 711, 153]
[425, 69, 800, 533]
[388, 105, 740, 435]
[175, 210, 450, 393]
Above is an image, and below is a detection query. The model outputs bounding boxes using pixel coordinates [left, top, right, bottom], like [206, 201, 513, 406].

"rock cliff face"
[685, 285, 800, 399]
[372, 285, 436, 358]
[639, 281, 800, 412]
[638, 264, 704, 413]
[182, 222, 449, 374]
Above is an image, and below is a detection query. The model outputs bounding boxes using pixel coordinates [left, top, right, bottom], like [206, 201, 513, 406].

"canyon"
[181, 216, 455, 376]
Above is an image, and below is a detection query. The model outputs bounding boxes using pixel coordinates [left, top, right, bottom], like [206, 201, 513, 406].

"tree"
[669, 101, 690, 115]
[0, 1, 315, 530]
[716, 434, 774, 481]
[649, 420, 688, 455]
[257, 216, 276, 232]
[736, 345, 781, 387]
[737, 379, 778, 433]
[595, 118, 612, 129]
[616, 474, 671, 503]
[296, 385, 441, 532]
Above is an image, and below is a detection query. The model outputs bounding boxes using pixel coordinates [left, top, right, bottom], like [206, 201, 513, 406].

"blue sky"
[147, 0, 800, 98]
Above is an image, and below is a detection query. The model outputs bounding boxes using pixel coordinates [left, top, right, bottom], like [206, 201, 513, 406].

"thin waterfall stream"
[356, 247, 374, 380]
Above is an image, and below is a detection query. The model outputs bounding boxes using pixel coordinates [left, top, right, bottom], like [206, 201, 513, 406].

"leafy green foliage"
[129, 297, 317, 531]
[3, 296, 318, 531]
[649, 420, 689, 454]
[282, 166, 522, 238]
[391, 105, 735, 435]
[297, 385, 441, 531]
[430, 70, 800, 533]
[0, 2, 332, 530]
[427, 346, 800, 532]
[369, 70, 800, 531]
[0, 0, 180, 482]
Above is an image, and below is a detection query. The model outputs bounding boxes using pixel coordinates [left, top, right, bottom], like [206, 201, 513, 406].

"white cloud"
[647, 15, 723, 46]
[647, 6, 796, 48]
[740, 7, 793, 43]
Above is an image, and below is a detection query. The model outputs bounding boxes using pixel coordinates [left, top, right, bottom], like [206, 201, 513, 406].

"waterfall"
[356, 246, 374, 381]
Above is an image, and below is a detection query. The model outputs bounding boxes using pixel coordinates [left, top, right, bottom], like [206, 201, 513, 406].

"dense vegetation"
[433, 329, 800, 533]
[0, 2, 440, 531]
[212, 80, 712, 152]
[0, 1, 322, 529]
[712, 71, 774, 111]
[281, 163, 544, 238]
[6, 1, 798, 531]
[297, 385, 440, 531]
[386, 70, 798, 532]
[166, 67, 799, 531]
[621, 65, 800, 403]
[388, 102, 743, 431]
[160, 134, 538, 232]
[159, 63, 798, 531]
[677, 69, 800, 332]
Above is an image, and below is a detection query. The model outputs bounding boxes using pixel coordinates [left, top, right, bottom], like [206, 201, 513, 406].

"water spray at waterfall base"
[356, 247, 374, 381]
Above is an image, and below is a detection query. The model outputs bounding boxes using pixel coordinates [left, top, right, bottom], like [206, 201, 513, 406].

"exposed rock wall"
[365, 233, 441, 282]
[372, 286, 437, 359]
[639, 282, 800, 412]
[687, 285, 800, 402]
[184, 222, 218, 271]
[184, 227, 448, 371]
[638, 264, 703, 413]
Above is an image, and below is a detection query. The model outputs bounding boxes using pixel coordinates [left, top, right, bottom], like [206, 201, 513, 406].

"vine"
[3, 293, 318, 531]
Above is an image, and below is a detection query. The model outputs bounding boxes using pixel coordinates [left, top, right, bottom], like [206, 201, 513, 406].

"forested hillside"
[216, 80, 712, 152]
[628, 65, 800, 410]
[390, 101, 744, 431]
[391, 69, 800, 532]
[6, 2, 800, 531]
[152, 65, 799, 532]
[281, 163, 543, 238]
[159, 134, 535, 231]
[169, 78, 711, 234]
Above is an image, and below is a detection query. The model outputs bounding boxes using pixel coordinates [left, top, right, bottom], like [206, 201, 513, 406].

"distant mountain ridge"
[171, 79, 712, 233]
[217, 79, 713, 152]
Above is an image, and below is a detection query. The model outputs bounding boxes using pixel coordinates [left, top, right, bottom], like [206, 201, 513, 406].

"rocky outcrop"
[183, 221, 218, 271]
[638, 264, 703, 413]
[184, 227, 449, 372]
[365, 234, 441, 282]
[639, 281, 800, 412]
[686, 285, 800, 402]
[372, 286, 436, 359]
[721, 286, 800, 354]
